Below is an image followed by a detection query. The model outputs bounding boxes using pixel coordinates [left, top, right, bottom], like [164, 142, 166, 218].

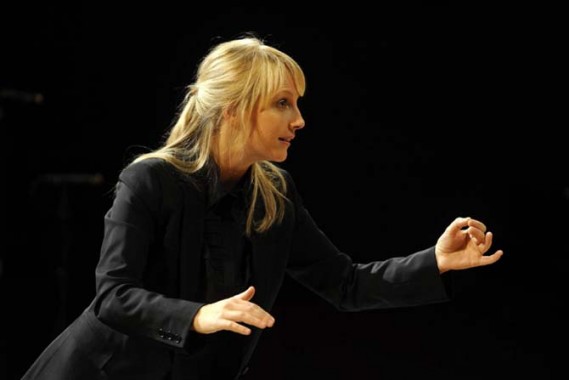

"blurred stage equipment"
[0, 88, 44, 105]
[30, 172, 105, 333]
[34, 173, 105, 187]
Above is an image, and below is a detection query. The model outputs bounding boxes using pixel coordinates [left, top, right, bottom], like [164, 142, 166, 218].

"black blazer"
[22, 158, 450, 380]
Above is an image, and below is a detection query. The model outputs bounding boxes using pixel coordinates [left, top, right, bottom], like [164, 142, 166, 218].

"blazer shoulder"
[117, 158, 190, 203]
[276, 167, 298, 194]
[273, 166, 304, 209]
[119, 158, 205, 211]
[119, 158, 185, 185]
[120, 157, 171, 176]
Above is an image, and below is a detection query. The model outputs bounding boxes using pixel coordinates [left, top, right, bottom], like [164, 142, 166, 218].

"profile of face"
[246, 75, 305, 163]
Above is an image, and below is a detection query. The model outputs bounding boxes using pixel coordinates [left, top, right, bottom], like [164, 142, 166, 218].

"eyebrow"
[274, 89, 297, 98]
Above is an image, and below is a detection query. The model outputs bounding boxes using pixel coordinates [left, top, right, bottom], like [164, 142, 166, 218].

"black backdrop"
[1, 4, 565, 379]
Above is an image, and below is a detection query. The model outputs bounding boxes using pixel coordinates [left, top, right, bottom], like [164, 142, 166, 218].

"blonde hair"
[133, 36, 306, 235]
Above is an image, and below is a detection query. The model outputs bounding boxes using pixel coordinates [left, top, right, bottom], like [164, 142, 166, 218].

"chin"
[272, 154, 288, 162]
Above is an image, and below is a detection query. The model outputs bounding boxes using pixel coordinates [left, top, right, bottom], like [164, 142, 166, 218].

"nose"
[290, 107, 305, 131]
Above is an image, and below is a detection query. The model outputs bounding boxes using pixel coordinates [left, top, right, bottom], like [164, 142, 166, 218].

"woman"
[22, 35, 503, 379]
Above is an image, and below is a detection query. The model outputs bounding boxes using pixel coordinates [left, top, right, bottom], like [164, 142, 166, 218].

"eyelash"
[277, 99, 290, 108]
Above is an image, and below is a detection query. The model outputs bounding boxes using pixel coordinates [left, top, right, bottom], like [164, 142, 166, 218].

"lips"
[278, 136, 295, 142]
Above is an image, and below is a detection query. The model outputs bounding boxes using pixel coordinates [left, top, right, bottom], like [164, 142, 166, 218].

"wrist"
[435, 249, 449, 274]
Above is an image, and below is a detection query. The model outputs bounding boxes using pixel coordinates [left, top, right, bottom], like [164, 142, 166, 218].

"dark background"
[1, 3, 565, 379]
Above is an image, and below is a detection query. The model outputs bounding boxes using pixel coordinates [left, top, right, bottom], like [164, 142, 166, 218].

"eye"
[277, 98, 290, 109]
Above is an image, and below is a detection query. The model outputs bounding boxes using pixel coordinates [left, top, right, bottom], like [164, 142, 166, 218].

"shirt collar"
[205, 160, 252, 208]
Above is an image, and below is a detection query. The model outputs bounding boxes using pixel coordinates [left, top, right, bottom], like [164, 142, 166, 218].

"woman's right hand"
[191, 286, 275, 335]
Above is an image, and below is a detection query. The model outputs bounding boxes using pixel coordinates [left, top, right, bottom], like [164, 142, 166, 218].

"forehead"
[272, 75, 300, 97]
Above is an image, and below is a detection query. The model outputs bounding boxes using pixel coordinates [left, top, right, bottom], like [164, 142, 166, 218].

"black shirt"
[195, 163, 254, 379]
[204, 171, 252, 302]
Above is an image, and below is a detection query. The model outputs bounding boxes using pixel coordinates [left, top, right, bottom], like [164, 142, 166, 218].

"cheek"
[248, 127, 272, 155]
[255, 115, 279, 141]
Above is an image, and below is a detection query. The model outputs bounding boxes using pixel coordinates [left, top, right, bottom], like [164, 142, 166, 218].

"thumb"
[235, 285, 255, 301]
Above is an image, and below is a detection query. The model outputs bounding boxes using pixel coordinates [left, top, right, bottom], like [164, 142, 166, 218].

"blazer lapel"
[179, 184, 207, 302]
[250, 221, 291, 310]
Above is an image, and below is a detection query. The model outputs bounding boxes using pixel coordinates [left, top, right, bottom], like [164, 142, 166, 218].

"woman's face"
[246, 75, 305, 163]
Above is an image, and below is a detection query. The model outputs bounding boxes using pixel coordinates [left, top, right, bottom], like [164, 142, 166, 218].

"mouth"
[278, 136, 294, 143]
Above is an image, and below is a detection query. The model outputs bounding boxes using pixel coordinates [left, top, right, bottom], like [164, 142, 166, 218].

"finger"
[235, 286, 255, 301]
[448, 216, 471, 234]
[479, 231, 494, 254]
[224, 309, 274, 330]
[467, 218, 487, 233]
[467, 226, 485, 244]
[231, 301, 275, 327]
[478, 250, 504, 266]
[223, 319, 252, 336]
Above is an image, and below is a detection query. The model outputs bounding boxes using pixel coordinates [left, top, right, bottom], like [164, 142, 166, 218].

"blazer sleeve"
[284, 173, 450, 311]
[92, 159, 203, 351]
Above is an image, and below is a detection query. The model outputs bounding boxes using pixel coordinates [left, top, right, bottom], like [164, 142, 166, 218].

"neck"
[216, 161, 246, 188]
[212, 134, 251, 191]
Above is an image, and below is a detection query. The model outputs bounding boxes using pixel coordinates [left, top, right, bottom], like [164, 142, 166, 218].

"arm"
[94, 160, 274, 342]
[284, 173, 503, 312]
[284, 174, 450, 312]
[92, 160, 202, 351]
[286, 206, 449, 311]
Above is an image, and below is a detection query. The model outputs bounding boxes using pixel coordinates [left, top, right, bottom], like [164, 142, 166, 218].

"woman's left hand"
[435, 217, 504, 273]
